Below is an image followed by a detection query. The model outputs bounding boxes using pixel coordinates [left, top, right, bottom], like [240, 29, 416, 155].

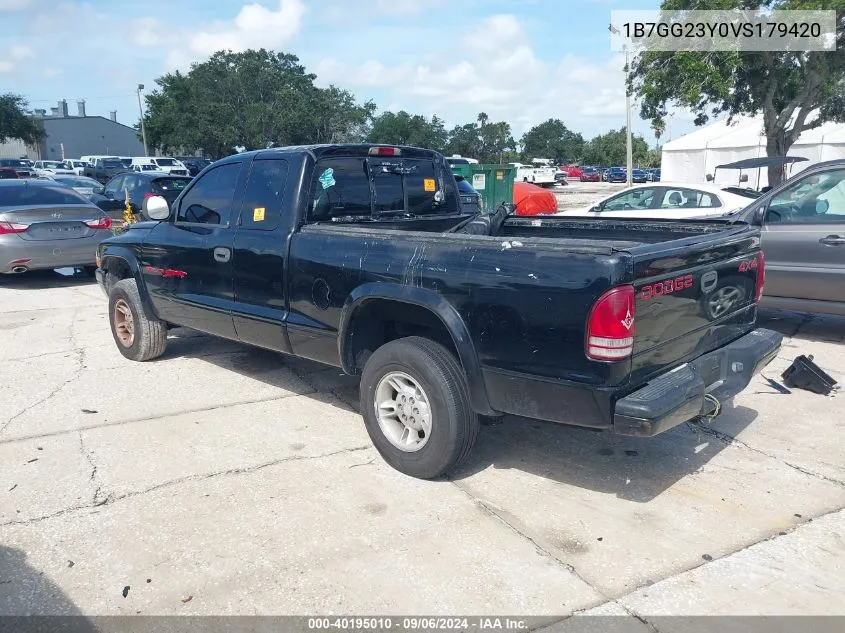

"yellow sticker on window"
[496, 170, 504, 180]
[253, 207, 265, 222]
[424, 178, 436, 192]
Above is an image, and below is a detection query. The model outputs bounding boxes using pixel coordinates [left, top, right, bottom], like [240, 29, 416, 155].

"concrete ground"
[1, 270, 844, 621]
[554, 180, 627, 212]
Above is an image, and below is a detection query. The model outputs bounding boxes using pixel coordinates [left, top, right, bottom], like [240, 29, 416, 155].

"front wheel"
[359, 336, 480, 479]
[108, 278, 168, 361]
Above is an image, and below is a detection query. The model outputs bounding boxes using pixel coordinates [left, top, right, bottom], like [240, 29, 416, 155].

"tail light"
[0, 221, 28, 235]
[143, 192, 155, 199]
[368, 146, 402, 156]
[85, 217, 112, 230]
[586, 285, 636, 361]
[755, 250, 765, 302]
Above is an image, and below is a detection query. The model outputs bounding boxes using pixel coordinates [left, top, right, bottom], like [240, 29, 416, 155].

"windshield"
[120, 159, 132, 167]
[56, 176, 99, 188]
[153, 177, 192, 193]
[0, 184, 91, 207]
[102, 159, 123, 168]
[154, 158, 179, 166]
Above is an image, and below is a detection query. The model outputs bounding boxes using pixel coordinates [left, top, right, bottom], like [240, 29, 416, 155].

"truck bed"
[501, 216, 735, 249]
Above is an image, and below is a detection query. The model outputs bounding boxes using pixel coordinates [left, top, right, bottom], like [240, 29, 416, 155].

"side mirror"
[142, 195, 170, 220]
[589, 205, 602, 212]
[754, 205, 769, 224]
[104, 190, 113, 199]
[816, 199, 829, 214]
[93, 186, 104, 195]
[705, 174, 714, 182]
[740, 174, 749, 183]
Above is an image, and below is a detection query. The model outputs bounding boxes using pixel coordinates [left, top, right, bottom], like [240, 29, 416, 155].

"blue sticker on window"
[319, 168, 336, 189]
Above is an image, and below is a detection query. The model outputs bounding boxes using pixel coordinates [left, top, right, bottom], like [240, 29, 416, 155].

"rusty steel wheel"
[113, 298, 135, 347]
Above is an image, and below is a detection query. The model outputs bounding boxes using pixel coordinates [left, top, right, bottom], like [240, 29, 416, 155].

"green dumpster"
[450, 164, 515, 210]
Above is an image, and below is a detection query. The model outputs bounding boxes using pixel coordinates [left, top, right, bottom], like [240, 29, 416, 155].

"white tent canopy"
[661, 115, 845, 190]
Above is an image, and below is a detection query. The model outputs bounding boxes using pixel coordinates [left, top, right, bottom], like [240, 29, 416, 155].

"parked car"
[455, 175, 483, 213]
[580, 167, 601, 182]
[91, 172, 193, 221]
[50, 175, 104, 197]
[174, 156, 212, 177]
[33, 160, 76, 177]
[511, 162, 557, 187]
[0, 179, 112, 275]
[562, 166, 583, 179]
[601, 168, 610, 182]
[631, 168, 648, 184]
[84, 157, 131, 184]
[606, 167, 627, 183]
[554, 170, 568, 185]
[129, 157, 191, 177]
[562, 183, 752, 219]
[94, 143, 781, 479]
[733, 160, 845, 316]
[0, 168, 19, 179]
[0, 158, 33, 178]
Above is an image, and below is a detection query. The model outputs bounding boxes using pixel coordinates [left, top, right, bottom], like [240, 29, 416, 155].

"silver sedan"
[0, 179, 113, 275]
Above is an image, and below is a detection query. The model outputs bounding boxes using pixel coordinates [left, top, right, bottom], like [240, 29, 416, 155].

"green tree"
[476, 112, 516, 163]
[445, 123, 482, 158]
[646, 147, 663, 168]
[581, 128, 650, 166]
[367, 111, 448, 151]
[520, 119, 585, 163]
[0, 94, 44, 145]
[630, 0, 845, 186]
[142, 49, 374, 158]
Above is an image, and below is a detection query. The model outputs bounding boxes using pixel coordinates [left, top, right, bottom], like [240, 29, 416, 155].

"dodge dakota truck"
[95, 144, 782, 479]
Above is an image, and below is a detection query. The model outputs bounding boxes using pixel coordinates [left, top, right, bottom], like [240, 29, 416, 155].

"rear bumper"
[614, 328, 783, 436]
[481, 328, 782, 435]
[1, 234, 104, 273]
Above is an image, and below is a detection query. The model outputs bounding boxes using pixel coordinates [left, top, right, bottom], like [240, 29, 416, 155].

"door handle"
[213, 247, 231, 263]
[819, 235, 845, 246]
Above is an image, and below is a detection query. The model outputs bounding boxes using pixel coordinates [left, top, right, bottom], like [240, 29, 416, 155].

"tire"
[108, 278, 168, 361]
[82, 265, 97, 277]
[359, 336, 480, 479]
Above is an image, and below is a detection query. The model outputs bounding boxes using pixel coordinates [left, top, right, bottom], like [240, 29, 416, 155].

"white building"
[661, 115, 845, 189]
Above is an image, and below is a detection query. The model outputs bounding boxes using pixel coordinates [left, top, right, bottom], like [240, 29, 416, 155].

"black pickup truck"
[84, 157, 129, 184]
[95, 144, 782, 478]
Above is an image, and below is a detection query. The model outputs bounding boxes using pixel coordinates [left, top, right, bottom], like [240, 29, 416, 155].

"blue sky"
[0, 0, 697, 146]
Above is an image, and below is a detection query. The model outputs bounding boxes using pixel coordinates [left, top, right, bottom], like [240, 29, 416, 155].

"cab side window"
[176, 163, 242, 226]
[240, 159, 289, 231]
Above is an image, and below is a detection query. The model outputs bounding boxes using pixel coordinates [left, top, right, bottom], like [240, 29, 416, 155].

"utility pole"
[137, 84, 149, 156]
[625, 47, 633, 187]
[610, 23, 634, 187]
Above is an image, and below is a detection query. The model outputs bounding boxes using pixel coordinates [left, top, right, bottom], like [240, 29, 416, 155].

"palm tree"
[652, 118, 666, 148]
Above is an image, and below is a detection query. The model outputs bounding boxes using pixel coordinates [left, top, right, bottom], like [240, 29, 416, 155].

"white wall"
[0, 138, 29, 159]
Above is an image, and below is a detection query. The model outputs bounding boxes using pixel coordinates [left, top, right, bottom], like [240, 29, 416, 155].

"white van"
[130, 157, 190, 176]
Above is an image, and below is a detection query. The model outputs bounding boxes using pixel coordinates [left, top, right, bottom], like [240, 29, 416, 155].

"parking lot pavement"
[2, 271, 844, 618]
[554, 181, 628, 212]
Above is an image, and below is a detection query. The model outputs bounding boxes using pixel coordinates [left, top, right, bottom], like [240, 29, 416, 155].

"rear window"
[0, 159, 26, 168]
[309, 157, 458, 222]
[154, 158, 178, 166]
[102, 160, 123, 168]
[0, 184, 90, 207]
[153, 178, 191, 193]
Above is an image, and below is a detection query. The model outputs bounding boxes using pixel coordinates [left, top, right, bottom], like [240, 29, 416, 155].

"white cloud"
[0, 61, 13, 73]
[133, 17, 174, 47]
[0, 0, 31, 10]
[10, 45, 35, 60]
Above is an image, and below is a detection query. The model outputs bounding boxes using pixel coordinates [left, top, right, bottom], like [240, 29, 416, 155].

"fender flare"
[338, 283, 495, 416]
[100, 245, 160, 321]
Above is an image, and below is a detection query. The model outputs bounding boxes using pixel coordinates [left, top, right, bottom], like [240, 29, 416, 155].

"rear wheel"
[359, 336, 479, 479]
[108, 278, 167, 361]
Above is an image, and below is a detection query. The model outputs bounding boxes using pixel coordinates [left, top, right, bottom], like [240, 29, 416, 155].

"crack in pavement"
[0, 444, 372, 528]
[77, 430, 106, 506]
[688, 421, 845, 487]
[451, 479, 611, 605]
[0, 389, 319, 446]
[0, 348, 84, 436]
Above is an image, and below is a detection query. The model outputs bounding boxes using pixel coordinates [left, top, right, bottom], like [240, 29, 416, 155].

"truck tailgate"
[627, 226, 764, 385]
